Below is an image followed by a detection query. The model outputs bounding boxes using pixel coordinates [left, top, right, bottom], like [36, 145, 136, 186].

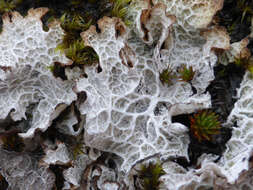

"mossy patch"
[190, 110, 221, 142]
[138, 162, 166, 190]
[56, 12, 99, 66]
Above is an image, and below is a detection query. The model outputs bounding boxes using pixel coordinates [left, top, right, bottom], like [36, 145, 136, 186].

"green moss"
[47, 65, 55, 73]
[190, 110, 221, 142]
[178, 64, 195, 82]
[72, 142, 85, 159]
[110, 0, 132, 26]
[69, 0, 83, 6]
[236, 0, 253, 23]
[159, 67, 175, 86]
[0, 0, 23, 13]
[58, 13, 92, 49]
[138, 162, 166, 190]
[68, 0, 97, 6]
[234, 56, 253, 75]
[248, 62, 253, 74]
[64, 40, 98, 65]
[67, 132, 86, 160]
[56, 12, 99, 66]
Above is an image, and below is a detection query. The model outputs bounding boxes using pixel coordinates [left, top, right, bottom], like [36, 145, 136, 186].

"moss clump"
[236, 0, 253, 23]
[56, 12, 98, 65]
[72, 142, 85, 159]
[159, 67, 175, 86]
[64, 39, 98, 65]
[138, 162, 166, 190]
[178, 64, 195, 82]
[190, 110, 221, 142]
[59, 13, 91, 46]
[110, 0, 132, 26]
[67, 132, 86, 159]
[0, 0, 23, 13]
[234, 56, 253, 75]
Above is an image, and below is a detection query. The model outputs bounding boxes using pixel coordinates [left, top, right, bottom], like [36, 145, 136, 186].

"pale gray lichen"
[77, 0, 227, 172]
[0, 148, 55, 190]
[0, 1, 253, 189]
[0, 8, 76, 138]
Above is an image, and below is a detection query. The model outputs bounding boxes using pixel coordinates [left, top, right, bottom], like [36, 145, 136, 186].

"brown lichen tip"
[201, 26, 230, 53]
[81, 16, 127, 47]
[80, 16, 136, 69]
[2, 7, 49, 27]
[140, 2, 176, 43]
[27, 7, 49, 19]
[232, 38, 251, 60]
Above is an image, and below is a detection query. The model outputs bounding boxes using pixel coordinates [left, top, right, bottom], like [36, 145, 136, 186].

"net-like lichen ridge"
[0, 0, 253, 189]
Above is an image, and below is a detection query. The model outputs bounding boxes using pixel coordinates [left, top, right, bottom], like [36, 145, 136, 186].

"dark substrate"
[172, 63, 245, 168]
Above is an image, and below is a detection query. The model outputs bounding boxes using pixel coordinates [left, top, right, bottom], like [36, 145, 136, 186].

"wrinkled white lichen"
[0, 148, 55, 190]
[0, 8, 76, 138]
[0, 0, 253, 189]
[77, 0, 227, 172]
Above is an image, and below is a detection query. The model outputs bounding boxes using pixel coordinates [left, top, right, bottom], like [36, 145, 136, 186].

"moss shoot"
[138, 162, 166, 190]
[178, 64, 195, 82]
[110, 0, 132, 26]
[190, 110, 221, 142]
[159, 67, 175, 86]
[56, 12, 99, 66]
